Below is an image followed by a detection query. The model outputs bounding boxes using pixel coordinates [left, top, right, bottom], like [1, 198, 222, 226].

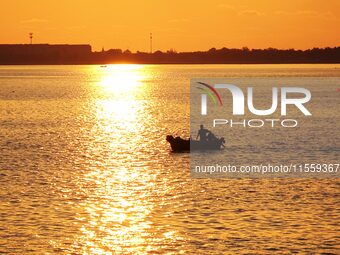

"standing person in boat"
[196, 124, 210, 142]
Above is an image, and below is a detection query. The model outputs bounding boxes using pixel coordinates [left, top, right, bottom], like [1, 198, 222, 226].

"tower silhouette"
[150, 33, 152, 54]
[29, 33, 33, 44]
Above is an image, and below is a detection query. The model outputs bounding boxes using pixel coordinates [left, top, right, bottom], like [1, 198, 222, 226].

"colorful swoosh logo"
[196, 82, 223, 106]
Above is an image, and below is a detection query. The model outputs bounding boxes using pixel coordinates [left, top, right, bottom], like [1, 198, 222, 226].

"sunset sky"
[2, 0, 339, 52]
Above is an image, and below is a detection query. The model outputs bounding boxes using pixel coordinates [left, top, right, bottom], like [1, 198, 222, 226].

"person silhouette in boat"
[196, 124, 210, 142]
[207, 130, 218, 142]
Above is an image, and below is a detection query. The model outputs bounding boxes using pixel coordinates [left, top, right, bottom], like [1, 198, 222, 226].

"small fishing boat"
[166, 135, 225, 152]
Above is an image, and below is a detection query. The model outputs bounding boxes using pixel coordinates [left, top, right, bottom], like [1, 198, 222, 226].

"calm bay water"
[0, 64, 339, 254]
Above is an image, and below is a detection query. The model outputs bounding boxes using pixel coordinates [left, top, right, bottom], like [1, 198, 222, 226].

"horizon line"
[0, 43, 339, 53]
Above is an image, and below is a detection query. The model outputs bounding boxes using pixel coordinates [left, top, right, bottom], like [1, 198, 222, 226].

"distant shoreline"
[0, 44, 339, 65]
[1, 63, 340, 66]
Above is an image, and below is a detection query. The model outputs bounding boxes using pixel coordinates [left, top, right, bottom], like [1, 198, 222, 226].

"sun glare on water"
[67, 64, 159, 254]
[98, 64, 145, 95]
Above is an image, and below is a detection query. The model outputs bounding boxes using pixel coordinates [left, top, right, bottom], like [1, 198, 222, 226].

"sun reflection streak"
[71, 64, 162, 254]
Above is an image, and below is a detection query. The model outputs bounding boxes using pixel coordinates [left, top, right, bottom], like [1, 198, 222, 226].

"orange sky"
[1, 0, 339, 52]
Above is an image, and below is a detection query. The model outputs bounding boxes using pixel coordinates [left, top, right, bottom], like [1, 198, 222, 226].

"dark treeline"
[0, 44, 339, 64]
[96, 47, 340, 64]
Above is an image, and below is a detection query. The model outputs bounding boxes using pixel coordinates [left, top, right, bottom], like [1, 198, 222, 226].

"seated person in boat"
[207, 131, 218, 142]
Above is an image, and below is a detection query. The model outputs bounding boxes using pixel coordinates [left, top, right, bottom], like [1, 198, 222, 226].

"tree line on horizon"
[94, 46, 340, 64]
[0, 44, 339, 64]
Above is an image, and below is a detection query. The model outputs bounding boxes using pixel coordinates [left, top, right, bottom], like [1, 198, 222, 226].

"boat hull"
[166, 135, 225, 152]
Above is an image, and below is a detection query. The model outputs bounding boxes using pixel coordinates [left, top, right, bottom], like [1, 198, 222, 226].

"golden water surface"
[0, 64, 339, 254]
